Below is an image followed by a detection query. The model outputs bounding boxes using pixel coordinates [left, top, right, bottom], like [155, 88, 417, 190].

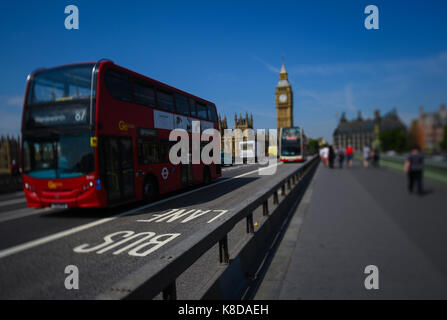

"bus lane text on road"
[137, 208, 229, 224]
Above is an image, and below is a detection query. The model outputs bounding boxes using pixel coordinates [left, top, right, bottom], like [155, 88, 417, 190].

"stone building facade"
[219, 113, 254, 158]
[417, 105, 447, 152]
[333, 109, 406, 151]
[0, 135, 20, 174]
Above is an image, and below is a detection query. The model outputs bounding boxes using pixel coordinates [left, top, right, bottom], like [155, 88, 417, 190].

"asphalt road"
[0, 161, 306, 299]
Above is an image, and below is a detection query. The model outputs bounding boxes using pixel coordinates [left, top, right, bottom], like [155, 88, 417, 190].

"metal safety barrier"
[98, 155, 321, 300]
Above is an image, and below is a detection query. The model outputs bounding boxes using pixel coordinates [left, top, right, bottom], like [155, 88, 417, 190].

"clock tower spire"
[276, 60, 293, 132]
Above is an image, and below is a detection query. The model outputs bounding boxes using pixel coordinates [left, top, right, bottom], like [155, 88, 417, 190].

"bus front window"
[27, 65, 95, 105]
[281, 142, 301, 156]
[23, 132, 94, 179]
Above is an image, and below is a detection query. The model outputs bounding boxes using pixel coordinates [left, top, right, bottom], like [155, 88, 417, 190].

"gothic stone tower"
[234, 112, 253, 131]
[233, 113, 254, 158]
[276, 61, 293, 132]
[218, 114, 229, 155]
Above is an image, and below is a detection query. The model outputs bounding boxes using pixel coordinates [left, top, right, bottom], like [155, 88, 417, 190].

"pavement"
[0, 174, 22, 194]
[0, 161, 308, 299]
[255, 161, 447, 299]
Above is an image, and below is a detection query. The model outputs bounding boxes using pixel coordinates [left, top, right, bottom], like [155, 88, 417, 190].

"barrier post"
[262, 200, 269, 216]
[246, 213, 254, 233]
[162, 281, 177, 300]
[219, 235, 230, 264]
[273, 190, 279, 205]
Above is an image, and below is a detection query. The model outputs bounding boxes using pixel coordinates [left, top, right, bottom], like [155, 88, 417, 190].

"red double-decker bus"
[279, 127, 307, 163]
[21, 60, 221, 208]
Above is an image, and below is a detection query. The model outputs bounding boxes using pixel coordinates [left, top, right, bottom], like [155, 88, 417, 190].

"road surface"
[0, 161, 307, 299]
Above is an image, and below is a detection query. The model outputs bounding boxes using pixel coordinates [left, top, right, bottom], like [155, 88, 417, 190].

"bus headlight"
[82, 181, 95, 191]
[25, 183, 35, 191]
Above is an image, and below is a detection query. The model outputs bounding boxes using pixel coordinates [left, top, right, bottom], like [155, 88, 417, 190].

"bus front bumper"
[24, 185, 105, 208]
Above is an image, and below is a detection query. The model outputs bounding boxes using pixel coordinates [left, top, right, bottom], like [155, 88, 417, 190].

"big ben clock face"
[279, 94, 287, 103]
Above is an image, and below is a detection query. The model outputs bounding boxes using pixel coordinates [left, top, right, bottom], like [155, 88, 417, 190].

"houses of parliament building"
[333, 109, 407, 151]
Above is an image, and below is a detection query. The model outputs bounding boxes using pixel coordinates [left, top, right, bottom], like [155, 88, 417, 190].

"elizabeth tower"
[275, 61, 293, 131]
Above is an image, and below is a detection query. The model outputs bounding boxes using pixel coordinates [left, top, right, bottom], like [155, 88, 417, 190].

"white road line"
[0, 207, 52, 224]
[0, 197, 26, 208]
[0, 191, 25, 201]
[0, 162, 282, 259]
[222, 163, 256, 172]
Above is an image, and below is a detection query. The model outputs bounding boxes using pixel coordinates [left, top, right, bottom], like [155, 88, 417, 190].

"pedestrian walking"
[328, 146, 336, 169]
[372, 148, 380, 167]
[346, 145, 354, 168]
[320, 146, 329, 167]
[337, 147, 345, 168]
[9, 160, 20, 185]
[363, 145, 371, 167]
[404, 147, 424, 195]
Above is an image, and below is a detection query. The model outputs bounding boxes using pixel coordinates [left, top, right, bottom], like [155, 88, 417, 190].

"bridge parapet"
[97, 156, 320, 300]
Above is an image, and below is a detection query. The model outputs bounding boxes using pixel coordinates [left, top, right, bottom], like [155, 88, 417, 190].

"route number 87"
[75, 110, 86, 122]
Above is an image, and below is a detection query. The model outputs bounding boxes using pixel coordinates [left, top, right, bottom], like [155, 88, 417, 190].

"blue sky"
[1, 0, 446, 141]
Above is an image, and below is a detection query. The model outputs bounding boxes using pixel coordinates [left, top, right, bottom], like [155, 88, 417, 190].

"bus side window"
[159, 140, 176, 162]
[189, 98, 197, 118]
[175, 94, 190, 116]
[207, 104, 218, 122]
[104, 69, 132, 102]
[138, 139, 160, 164]
[156, 89, 174, 112]
[134, 80, 156, 107]
[196, 102, 208, 120]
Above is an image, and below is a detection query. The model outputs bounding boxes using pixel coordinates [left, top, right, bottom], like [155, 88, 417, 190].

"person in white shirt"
[363, 145, 371, 167]
[320, 147, 329, 166]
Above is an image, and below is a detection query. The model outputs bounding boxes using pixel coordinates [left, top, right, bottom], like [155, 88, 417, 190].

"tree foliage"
[379, 129, 408, 152]
[307, 139, 320, 155]
[440, 126, 447, 152]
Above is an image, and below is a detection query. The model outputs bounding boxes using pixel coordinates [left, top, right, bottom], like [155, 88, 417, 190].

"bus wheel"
[143, 177, 159, 203]
[203, 167, 211, 185]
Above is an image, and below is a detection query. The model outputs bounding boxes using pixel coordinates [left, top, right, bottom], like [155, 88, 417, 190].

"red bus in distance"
[279, 127, 307, 163]
[21, 60, 221, 208]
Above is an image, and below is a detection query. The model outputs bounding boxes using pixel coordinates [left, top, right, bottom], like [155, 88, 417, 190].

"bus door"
[101, 136, 135, 203]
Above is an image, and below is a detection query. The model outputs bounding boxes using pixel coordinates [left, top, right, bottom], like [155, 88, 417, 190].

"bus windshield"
[281, 143, 301, 156]
[27, 64, 95, 105]
[281, 127, 302, 156]
[282, 127, 300, 139]
[23, 132, 94, 179]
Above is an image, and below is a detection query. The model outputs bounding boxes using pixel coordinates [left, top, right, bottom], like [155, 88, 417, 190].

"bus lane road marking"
[73, 231, 180, 257]
[137, 208, 229, 224]
[73, 209, 229, 256]
[0, 162, 282, 259]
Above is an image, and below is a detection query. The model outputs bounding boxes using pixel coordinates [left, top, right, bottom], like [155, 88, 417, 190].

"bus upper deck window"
[196, 102, 208, 120]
